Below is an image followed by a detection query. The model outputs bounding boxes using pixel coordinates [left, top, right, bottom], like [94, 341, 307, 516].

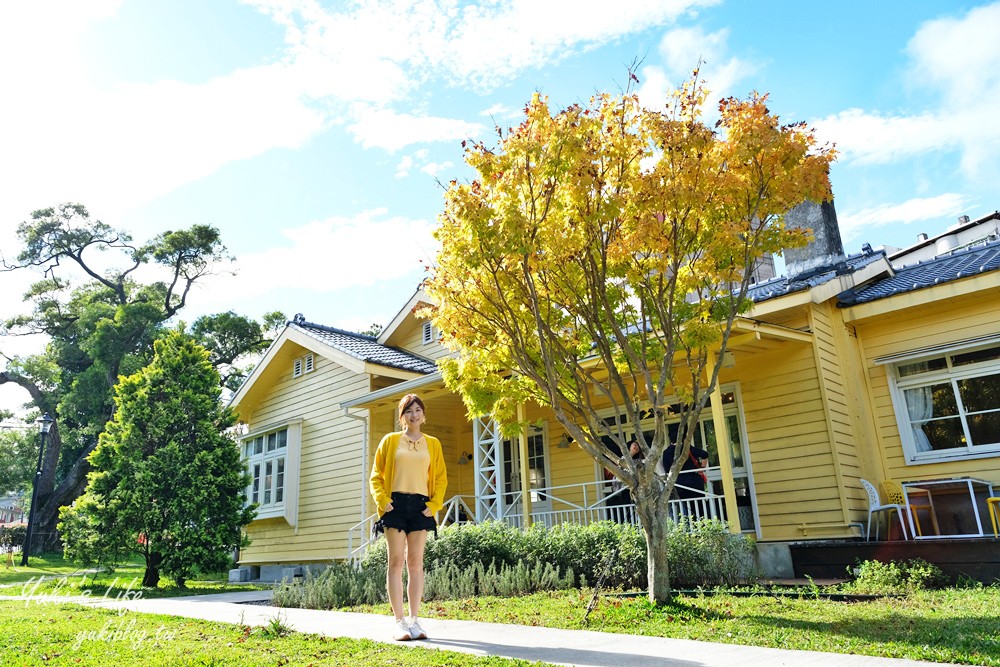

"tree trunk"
[31, 442, 97, 553]
[36, 425, 63, 509]
[143, 552, 163, 588]
[636, 488, 673, 604]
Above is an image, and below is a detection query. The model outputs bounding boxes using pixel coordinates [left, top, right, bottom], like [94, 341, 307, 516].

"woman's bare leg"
[404, 529, 428, 619]
[385, 528, 407, 620]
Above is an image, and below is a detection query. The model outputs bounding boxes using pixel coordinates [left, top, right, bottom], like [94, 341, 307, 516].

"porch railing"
[496, 479, 726, 528]
[441, 495, 477, 526]
[346, 512, 378, 563]
[345, 481, 727, 561]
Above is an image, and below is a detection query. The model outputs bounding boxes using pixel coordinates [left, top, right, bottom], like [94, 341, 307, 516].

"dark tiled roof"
[291, 321, 437, 374]
[747, 250, 886, 303]
[840, 239, 1000, 306]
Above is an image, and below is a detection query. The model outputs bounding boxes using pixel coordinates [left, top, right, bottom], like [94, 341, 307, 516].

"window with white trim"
[244, 428, 287, 510]
[888, 343, 1000, 463]
[421, 322, 435, 345]
[240, 420, 301, 525]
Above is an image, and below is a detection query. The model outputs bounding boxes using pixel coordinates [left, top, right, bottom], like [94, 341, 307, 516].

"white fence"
[346, 480, 727, 562]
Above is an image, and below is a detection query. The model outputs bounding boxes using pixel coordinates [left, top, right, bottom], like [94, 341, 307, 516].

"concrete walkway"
[32, 589, 958, 667]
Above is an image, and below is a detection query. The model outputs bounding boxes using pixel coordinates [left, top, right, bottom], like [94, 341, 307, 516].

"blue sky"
[1, 0, 998, 387]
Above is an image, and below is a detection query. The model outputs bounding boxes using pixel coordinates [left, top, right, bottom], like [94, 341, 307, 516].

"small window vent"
[304, 353, 314, 373]
[422, 322, 434, 345]
[293, 358, 303, 378]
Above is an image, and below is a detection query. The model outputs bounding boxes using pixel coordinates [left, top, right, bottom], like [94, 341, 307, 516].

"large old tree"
[1, 204, 278, 552]
[426, 76, 834, 602]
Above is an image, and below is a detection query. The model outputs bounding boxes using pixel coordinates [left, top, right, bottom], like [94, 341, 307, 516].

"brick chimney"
[783, 200, 845, 278]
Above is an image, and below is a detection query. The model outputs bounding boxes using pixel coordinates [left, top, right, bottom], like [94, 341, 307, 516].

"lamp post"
[21, 412, 54, 566]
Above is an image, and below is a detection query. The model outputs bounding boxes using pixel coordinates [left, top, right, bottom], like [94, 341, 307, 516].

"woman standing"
[369, 394, 447, 641]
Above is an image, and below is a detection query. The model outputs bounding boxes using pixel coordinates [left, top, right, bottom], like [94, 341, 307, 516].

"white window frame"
[421, 322, 435, 345]
[886, 342, 1000, 465]
[501, 425, 551, 510]
[241, 419, 302, 525]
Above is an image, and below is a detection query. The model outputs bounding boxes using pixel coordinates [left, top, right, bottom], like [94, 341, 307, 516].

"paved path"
[11, 589, 966, 667]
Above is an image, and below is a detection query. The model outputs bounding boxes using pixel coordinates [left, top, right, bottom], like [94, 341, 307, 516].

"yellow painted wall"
[851, 291, 1000, 483]
[239, 345, 370, 564]
[391, 317, 452, 361]
[736, 337, 847, 540]
[808, 302, 864, 530]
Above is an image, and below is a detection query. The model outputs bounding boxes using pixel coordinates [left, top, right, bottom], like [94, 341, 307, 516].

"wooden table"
[902, 477, 996, 539]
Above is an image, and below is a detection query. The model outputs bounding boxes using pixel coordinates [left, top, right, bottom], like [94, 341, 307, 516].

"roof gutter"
[342, 406, 370, 525]
[340, 371, 443, 409]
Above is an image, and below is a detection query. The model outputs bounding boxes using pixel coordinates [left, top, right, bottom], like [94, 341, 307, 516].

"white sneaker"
[393, 618, 413, 641]
[407, 617, 427, 640]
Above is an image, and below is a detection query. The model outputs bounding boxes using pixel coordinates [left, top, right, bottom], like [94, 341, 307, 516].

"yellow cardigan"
[369, 432, 448, 518]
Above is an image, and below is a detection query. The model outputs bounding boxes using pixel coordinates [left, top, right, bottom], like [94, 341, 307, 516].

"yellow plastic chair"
[988, 497, 1000, 537]
[879, 480, 939, 537]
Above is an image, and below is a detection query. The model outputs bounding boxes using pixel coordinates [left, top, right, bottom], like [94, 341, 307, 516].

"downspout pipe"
[343, 406, 370, 524]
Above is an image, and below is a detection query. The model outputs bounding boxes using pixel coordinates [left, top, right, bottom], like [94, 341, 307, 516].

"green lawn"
[350, 587, 1000, 666]
[7, 554, 1000, 665]
[0, 601, 549, 667]
[0, 553, 265, 599]
[0, 553, 93, 585]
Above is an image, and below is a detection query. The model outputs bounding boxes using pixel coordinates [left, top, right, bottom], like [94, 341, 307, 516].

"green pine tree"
[60, 329, 255, 587]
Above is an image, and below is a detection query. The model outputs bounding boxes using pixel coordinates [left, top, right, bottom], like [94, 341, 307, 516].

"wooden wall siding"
[854, 293, 1000, 484]
[394, 318, 452, 361]
[737, 340, 843, 540]
[808, 302, 863, 530]
[241, 353, 370, 564]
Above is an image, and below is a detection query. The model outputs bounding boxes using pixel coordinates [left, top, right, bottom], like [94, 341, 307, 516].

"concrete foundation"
[754, 541, 795, 579]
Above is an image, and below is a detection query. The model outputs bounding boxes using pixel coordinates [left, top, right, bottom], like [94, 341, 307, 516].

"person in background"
[369, 394, 447, 641]
[663, 440, 710, 517]
[605, 439, 643, 523]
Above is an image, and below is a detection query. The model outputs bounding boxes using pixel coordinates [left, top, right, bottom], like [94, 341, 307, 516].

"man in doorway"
[663, 441, 709, 518]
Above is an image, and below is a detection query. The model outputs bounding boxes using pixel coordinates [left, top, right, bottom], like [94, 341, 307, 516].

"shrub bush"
[274, 519, 760, 610]
[0, 524, 26, 553]
[272, 560, 386, 609]
[847, 558, 949, 595]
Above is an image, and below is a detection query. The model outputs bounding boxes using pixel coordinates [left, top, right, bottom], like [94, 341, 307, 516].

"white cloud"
[814, 109, 965, 164]
[814, 3, 1000, 179]
[223, 209, 439, 298]
[441, 0, 720, 90]
[479, 103, 522, 119]
[0, 48, 326, 234]
[838, 194, 969, 243]
[637, 26, 757, 111]
[0, 0, 723, 234]
[420, 161, 453, 176]
[395, 155, 415, 178]
[348, 106, 484, 151]
[906, 2, 1000, 103]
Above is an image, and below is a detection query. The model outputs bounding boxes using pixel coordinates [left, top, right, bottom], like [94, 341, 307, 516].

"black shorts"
[376, 492, 436, 535]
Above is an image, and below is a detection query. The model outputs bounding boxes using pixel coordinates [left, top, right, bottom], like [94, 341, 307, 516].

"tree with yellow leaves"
[425, 73, 835, 603]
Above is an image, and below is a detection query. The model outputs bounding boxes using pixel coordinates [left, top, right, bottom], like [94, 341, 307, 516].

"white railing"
[345, 481, 728, 561]
[441, 495, 476, 526]
[492, 478, 727, 529]
[346, 512, 378, 564]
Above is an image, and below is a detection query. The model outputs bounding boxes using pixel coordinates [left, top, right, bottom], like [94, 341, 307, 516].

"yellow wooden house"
[230, 206, 1000, 580]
